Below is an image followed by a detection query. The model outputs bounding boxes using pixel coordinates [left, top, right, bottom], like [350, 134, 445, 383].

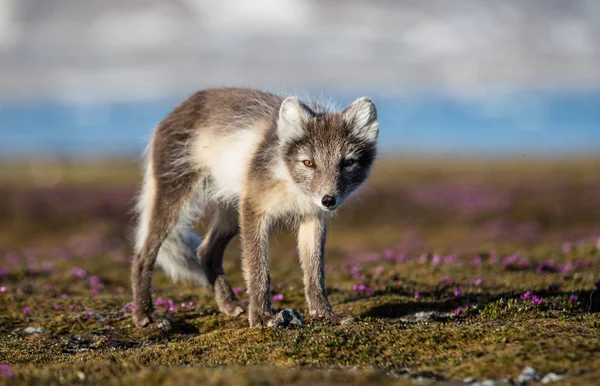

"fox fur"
[131, 88, 379, 328]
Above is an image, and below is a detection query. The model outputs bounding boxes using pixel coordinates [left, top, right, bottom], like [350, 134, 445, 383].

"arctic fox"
[132, 88, 379, 328]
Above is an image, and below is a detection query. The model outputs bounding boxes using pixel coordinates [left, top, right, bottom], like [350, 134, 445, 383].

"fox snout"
[321, 195, 336, 209]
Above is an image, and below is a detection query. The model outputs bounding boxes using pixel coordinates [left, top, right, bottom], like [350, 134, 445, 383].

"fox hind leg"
[132, 166, 199, 327]
[197, 206, 246, 317]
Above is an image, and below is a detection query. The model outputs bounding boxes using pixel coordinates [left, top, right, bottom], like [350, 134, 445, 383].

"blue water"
[1, 89, 599, 158]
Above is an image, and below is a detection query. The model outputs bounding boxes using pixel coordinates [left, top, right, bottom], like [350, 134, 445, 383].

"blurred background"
[1, 0, 599, 159]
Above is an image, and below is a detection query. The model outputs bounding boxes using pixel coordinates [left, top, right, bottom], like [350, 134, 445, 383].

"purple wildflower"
[431, 255, 442, 266]
[44, 283, 55, 291]
[453, 307, 463, 316]
[155, 297, 165, 307]
[489, 251, 498, 264]
[414, 292, 422, 300]
[187, 302, 195, 308]
[454, 287, 462, 297]
[88, 276, 102, 288]
[69, 305, 76, 311]
[521, 291, 533, 300]
[84, 311, 93, 319]
[71, 267, 87, 278]
[0, 363, 14, 378]
[373, 265, 384, 276]
[439, 276, 453, 284]
[471, 278, 483, 286]
[0, 286, 6, 293]
[471, 256, 482, 267]
[166, 299, 174, 308]
[124, 302, 135, 313]
[233, 287, 243, 296]
[61, 294, 68, 300]
[23, 307, 31, 315]
[180, 303, 187, 308]
[530, 295, 546, 306]
[558, 263, 573, 275]
[272, 293, 283, 302]
[569, 294, 578, 303]
[167, 306, 176, 312]
[444, 255, 460, 265]
[382, 249, 395, 260]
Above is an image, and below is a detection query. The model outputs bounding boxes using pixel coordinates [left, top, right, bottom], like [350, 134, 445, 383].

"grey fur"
[131, 88, 378, 328]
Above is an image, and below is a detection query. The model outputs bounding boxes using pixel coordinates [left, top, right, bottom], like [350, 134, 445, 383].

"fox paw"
[218, 299, 247, 317]
[132, 310, 172, 332]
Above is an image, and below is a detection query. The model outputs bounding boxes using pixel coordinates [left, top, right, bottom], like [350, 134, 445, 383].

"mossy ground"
[0, 158, 599, 385]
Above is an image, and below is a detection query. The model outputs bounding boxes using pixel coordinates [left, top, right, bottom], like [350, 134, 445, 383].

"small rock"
[473, 380, 499, 386]
[269, 308, 305, 328]
[24, 327, 43, 334]
[518, 367, 542, 384]
[76, 372, 86, 381]
[155, 318, 172, 333]
[541, 373, 565, 384]
[340, 316, 355, 325]
[463, 377, 477, 384]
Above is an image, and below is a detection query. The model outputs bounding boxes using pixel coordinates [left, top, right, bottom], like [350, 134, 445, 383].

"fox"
[131, 87, 379, 328]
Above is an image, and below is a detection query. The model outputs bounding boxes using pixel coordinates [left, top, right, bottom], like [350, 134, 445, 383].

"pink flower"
[71, 267, 87, 278]
[88, 276, 102, 288]
[155, 298, 165, 307]
[0, 286, 7, 293]
[489, 251, 498, 264]
[166, 299, 174, 308]
[233, 287, 243, 296]
[471, 278, 483, 286]
[414, 292, 422, 300]
[382, 249, 395, 260]
[68, 305, 76, 311]
[373, 265, 384, 276]
[471, 256, 482, 267]
[61, 294, 68, 300]
[124, 303, 135, 313]
[569, 294, 578, 303]
[53, 304, 61, 311]
[561, 242, 572, 254]
[530, 295, 546, 306]
[454, 287, 462, 297]
[431, 255, 442, 266]
[453, 307, 463, 316]
[23, 307, 31, 315]
[272, 294, 283, 302]
[168, 306, 176, 312]
[521, 291, 533, 300]
[0, 363, 14, 378]
[180, 303, 187, 308]
[44, 284, 55, 291]
[84, 311, 93, 319]
[187, 302, 195, 308]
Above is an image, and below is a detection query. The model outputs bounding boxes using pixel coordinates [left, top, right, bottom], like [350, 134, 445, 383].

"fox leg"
[197, 207, 245, 317]
[297, 215, 333, 318]
[239, 198, 273, 327]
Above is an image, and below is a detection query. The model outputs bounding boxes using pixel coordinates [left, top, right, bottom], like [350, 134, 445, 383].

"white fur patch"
[193, 128, 263, 203]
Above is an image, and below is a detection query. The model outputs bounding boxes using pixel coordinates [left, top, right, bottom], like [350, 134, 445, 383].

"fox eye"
[342, 159, 357, 168]
[303, 160, 315, 168]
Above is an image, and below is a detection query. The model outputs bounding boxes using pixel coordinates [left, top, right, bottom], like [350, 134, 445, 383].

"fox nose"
[321, 195, 336, 208]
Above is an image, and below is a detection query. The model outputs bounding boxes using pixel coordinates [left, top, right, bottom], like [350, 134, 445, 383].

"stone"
[517, 367, 542, 384]
[269, 308, 305, 328]
[24, 327, 43, 334]
[541, 373, 565, 384]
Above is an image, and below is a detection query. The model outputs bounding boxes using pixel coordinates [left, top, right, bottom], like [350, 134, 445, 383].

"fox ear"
[278, 97, 311, 143]
[343, 97, 379, 143]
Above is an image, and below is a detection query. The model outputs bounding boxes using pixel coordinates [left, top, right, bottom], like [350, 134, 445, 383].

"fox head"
[277, 96, 379, 211]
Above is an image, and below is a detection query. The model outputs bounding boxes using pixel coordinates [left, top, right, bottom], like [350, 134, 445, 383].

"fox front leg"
[298, 215, 333, 318]
[240, 199, 273, 327]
